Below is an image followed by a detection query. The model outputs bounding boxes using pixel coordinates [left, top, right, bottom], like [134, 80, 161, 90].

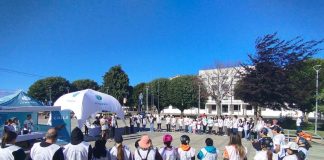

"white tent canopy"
[54, 89, 124, 127]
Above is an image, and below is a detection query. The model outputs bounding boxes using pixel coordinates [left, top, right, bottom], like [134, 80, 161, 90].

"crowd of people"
[3, 114, 35, 135]
[0, 113, 314, 160]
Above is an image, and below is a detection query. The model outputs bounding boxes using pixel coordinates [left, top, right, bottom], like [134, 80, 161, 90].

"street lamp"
[198, 84, 201, 114]
[146, 86, 149, 113]
[313, 64, 321, 134]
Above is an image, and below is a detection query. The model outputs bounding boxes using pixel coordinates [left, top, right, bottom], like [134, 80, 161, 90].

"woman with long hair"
[253, 137, 273, 160]
[92, 139, 108, 160]
[109, 135, 132, 160]
[223, 134, 247, 160]
[0, 131, 26, 160]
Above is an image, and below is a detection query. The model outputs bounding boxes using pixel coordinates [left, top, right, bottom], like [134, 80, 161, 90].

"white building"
[198, 66, 316, 118]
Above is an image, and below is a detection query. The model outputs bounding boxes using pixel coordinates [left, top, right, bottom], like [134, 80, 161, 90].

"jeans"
[157, 123, 161, 131]
[244, 129, 249, 139]
[150, 123, 154, 132]
[142, 125, 146, 131]
[232, 128, 238, 134]
[130, 125, 134, 133]
[185, 125, 188, 132]
[166, 124, 171, 132]
[137, 123, 140, 132]
[188, 126, 192, 133]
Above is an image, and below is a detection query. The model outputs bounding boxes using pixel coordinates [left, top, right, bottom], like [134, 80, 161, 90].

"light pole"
[49, 86, 52, 106]
[67, 87, 70, 93]
[146, 86, 149, 113]
[198, 84, 201, 114]
[313, 64, 321, 134]
[158, 81, 160, 113]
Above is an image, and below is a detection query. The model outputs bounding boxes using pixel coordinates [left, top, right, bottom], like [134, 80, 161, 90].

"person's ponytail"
[1, 131, 17, 148]
[117, 144, 124, 160]
[266, 149, 273, 160]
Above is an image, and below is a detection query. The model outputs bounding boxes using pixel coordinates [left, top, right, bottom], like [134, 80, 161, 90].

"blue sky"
[1, 0, 324, 91]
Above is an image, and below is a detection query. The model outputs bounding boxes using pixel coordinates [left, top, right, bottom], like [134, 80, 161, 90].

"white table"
[88, 126, 101, 137]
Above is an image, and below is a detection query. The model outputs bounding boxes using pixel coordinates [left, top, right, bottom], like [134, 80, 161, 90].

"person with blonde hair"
[223, 134, 247, 160]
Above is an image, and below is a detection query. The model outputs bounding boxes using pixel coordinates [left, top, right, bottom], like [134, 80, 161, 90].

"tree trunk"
[216, 101, 221, 116]
[304, 112, 309, 123]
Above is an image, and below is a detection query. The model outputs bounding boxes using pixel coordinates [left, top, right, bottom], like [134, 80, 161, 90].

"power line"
[0, 67, 44, 78]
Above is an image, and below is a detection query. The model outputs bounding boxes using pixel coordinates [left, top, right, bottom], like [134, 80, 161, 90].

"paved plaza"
[82, 119, 324, 160]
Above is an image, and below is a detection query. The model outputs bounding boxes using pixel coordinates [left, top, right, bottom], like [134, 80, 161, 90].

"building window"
[222, 105, 228, 113]
[234, 105, 240, 111]
[212, 105, 216, 111]
[246, 105, 252, 110]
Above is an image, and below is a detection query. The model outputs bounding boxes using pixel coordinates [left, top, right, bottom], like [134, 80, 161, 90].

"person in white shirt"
[223, 134, 247, 160]
[197, 118, 202, 134]
[232, 116, 239, 135]
[218, 116, 224, 136]
[202, 117, 208, 133]
[100, 115, 109, 140]
[134, 134, 162, 160]
[0, 131, 26, 160]
[227, 117, 233, 136]
[296, 116, 302, 131]
[207, 117, 214, 134]
[156, 114, 162, 132]
[23, 114, 34, 132]
[30, 128, 64, 160]
[188, 118, 193, 133]
[166, 115, 171, 132]
[282, 142, 300, 160]
[272, 126, 285, 160]
[178, 116, 184, 132]
[296, 136, 310, 160]
[192, 120, 197, 134]
[149, 115, 155, 132]
[142, 116, 147, 131]
[136, 114, 141, 132]
[109, 134, 132, 160]
[184, 116, 189, 133]
[237, 119, 244, 138]
[223, 116, 229, 136]
[214, 117, 219, 135]
[159, 134, 178, 160]
[177, 135, 195, 160]
[256, 116, 265, 139]
[63, 127, 93, 160]
[253, 137, 274, 160]
[171, 116, 177, 132]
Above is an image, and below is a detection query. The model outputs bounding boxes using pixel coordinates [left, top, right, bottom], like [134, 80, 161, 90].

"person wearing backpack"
[177, 135, 195, 160]
[134, 134, 162, 160]
[197, 138, 218, 160]
[109, 134, 132, 160]
[296, 137, 311, 160]
[159, 134, 178, 160]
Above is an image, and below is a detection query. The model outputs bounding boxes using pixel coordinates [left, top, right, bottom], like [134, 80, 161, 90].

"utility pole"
[146, 86, 149, 113]
[313, 65, 321, 134]
[158, 81, 160, 113]
[49, 86, 52, 106]
[198, 84, 201, 114]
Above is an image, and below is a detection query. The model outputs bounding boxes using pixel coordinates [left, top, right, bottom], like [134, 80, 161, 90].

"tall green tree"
[235, 33, 323, 116]
[149, 78, 170, 113]
[102, 65, 130, 104]
[71, 79, 99, 91]
[168, 75, 207, 114]
[28, 77, 71, 104]
[287, 59, 324, 113]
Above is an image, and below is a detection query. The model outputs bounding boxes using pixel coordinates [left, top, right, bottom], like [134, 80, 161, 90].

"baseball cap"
[283, 142, 299, 151]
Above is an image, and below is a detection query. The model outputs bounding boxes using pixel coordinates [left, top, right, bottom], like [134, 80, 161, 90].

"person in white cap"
[282, 142, 300, 160]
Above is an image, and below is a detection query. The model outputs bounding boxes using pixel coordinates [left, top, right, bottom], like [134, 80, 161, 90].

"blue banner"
[51, 111, 71, 142]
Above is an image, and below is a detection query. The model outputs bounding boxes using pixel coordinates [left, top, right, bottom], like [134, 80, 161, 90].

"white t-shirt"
[166, 117, 171, 124]
[142, 118, 147, 125]
[63, 141, 90, 160]
[224, 145, 247, 160]
[273, 134, 286, 158]
[156, 116, 161, 124]
[218, 119, 224, 127]
[232, 119, 238, 129]
[159, 147, 178, 160]
[171, 118, 177, 125]
[192, 121, 197, 130]
[296, 118, 302, 127]
[184, 118, 189, 126]
[177, 147, 195, 160]
[253, 150, 269, 160]
[134, 148, 157, 160]
[214, 119, 219, 127]
[178, 118, 184, 126]
[208, 119, 214, 127]
[30, 142, 61, 160]
[283, 154, 298, 160]
[109, 145, 132, 160]
[224, 119, 229, 127]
